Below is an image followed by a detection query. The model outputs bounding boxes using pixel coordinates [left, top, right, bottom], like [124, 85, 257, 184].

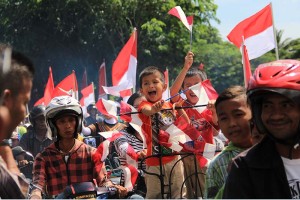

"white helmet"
[45, 96, 83, 139]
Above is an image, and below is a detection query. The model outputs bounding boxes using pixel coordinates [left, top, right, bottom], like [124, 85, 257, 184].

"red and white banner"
[98, 61, 107, 100]
[119, 165, 138, 191]
[96, 98, 117, 119]
[52, 71, 78, 99]
[227, 3, 275, 60]
[189, 79, 218, 113]
[96, 131, 123, 161]
[112, 29, 137, 92]
[34, 66, 54, 106]
[186, 15, 194, 31]
[168, 6, 191, 32]
[242, 44, 252, 88]
[80, 83, 95, 117]
[102, 82, 132, 98]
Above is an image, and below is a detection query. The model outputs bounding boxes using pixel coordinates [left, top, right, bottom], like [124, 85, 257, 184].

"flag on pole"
[96, 98, 117, 119]
[242, 43, 252, 88]
[186, 15, 194, 30]
[52, 71, 78, 100]
[98, 61, 107, 100]
[80, 83, 95, 117]
[82, 68, 88, 89]
[227, 3, 275, 60]
[168, 6, 192, 32]
[44, 66, 55, 106]
[112, 29, 137, 92]
[34, 66, 54, 106]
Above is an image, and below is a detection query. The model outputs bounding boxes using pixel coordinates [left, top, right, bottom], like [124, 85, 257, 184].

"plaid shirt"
[32, 139, 107, 196]
[204, 142, 246, 199]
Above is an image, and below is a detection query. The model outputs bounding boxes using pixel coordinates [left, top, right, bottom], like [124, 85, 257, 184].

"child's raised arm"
[140, 100, 165, 116]
[170, 51, 194, 103]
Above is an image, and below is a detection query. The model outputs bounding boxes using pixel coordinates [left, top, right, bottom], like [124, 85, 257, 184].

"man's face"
[55, 115, 76, 139]
[3, 78, 32, 139]
[34, 115, 48, 135]
[261, 93, 300, 141]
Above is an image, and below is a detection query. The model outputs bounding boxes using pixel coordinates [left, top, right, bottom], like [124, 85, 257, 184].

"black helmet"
[45, 96, 82, 139]
[29, 105, 46, 125]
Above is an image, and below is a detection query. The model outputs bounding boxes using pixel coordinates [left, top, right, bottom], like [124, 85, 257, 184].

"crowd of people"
[1, 43, 300, 199]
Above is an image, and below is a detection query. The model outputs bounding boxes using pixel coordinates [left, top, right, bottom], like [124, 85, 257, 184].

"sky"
[212, 0, 300, 41]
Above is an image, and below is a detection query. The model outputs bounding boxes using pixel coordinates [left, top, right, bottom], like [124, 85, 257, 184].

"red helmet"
[247, 59, 300, 146]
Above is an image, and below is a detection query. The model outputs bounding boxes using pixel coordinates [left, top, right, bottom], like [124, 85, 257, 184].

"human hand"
[113, 185, 128, 198]
[18, 160, 29, 167]
[137, 149, 147, 159]
[184, 51, 194, 70]
[152, 100, 164, 113]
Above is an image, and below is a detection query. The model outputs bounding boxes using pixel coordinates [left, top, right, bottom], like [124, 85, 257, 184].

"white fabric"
[281, 156, 300, 199]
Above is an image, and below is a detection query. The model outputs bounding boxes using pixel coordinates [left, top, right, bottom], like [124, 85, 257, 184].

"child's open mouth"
[148, 91, 156, 96]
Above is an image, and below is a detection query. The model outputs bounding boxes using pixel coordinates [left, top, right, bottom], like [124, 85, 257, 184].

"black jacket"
[223, 136, 292, 199]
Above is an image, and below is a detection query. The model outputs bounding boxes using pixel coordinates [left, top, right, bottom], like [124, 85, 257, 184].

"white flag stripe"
[203, 143, 217, 159]
[119, 166, 134, 191]
[101, 140, 110, 161]
[102, 99, 117, 116]
[118, 54, 137, 89]
[130, 123, 147, 148]
[243, 26, 275, 60]
[99, 130, 119, 139]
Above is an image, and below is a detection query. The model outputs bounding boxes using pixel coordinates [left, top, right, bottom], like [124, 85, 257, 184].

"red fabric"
[227, 3, 272, 48]
[112, 29, 137, 86]
[52, 71, 78, 98]
[44, 67, 55, 105]
[242, 44, 252, 88]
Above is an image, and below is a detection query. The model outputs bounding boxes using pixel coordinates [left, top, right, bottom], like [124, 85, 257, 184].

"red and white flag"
[34, 66, 54, 106]
[186, 15, 194, 30]
[119, 101, 146, 148]
[227, 3, 275, 60]
[168, 6, 191, 32]
[112, 29, 137, 93]
[242, 44, 252, 88]
[80, 83, 95, 117]
[102, 82, 132, 98]
[189, 79, 218, 113]
[96, 131, 123, 161]
[52, 71, 78, 99]
[98, 61, 107, 100]
[119, 165, 138, 191]
[96, 98, 117, 119]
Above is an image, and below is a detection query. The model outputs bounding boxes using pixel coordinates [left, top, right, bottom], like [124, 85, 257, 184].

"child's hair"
[139, 66, 165, 88]
[215, 85, 247, 109]
[182, 67, 207, 88]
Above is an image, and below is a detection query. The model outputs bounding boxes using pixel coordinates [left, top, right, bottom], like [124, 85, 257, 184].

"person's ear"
[2, 89, 12, 107]
[162, 83, 167, 92]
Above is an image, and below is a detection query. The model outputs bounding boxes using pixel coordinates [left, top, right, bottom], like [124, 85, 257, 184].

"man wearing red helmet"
[223, 60, 300, 199]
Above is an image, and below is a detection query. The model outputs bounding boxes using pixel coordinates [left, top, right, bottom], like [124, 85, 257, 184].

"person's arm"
[29, 189, 42, 199]
[140, 100, 164, 116]
[0, 145, 20, 174]
[31, 154, 46, 199]
[170, 51, 194, 103]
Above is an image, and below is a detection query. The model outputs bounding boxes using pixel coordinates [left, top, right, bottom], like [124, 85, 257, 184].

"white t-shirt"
[281, 156, 300, 199]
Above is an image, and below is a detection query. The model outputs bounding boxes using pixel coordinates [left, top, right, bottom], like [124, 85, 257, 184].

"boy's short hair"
[139, 66, 165, 88]
[182, 67, 207, 88]
[215, 85, 247, 110]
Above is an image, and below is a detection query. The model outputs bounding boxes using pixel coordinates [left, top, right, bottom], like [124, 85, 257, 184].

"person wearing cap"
[84, 103, 103, 126]
[19, 105, 53, 157]
[223, 60, 300, 199]
[30, 96, 127, 199]
[12, 146, 33, 179]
